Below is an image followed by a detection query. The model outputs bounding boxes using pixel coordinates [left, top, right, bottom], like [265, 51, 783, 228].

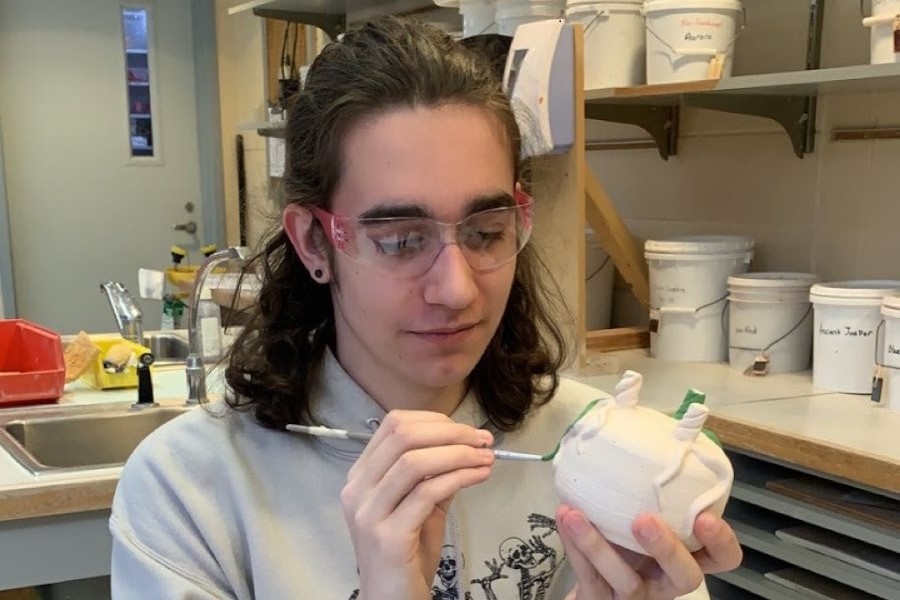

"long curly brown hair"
[224, 16, 569, 432]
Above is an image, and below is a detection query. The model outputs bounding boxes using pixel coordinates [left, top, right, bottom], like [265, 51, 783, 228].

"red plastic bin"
[0, 319, 65, 407]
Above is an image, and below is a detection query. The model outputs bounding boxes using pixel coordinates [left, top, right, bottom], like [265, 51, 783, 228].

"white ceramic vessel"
[552, 370, 734, 554]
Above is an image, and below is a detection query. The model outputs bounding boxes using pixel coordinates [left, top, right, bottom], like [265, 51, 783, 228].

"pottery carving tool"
[286, 424, 551, 462]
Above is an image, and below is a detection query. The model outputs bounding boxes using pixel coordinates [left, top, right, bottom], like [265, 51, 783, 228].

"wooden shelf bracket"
[583, 168, 650, 309]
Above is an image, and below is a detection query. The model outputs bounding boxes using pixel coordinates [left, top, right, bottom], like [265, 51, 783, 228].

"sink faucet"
[185, 246, 250, 405]
[100, 282, 143, 343]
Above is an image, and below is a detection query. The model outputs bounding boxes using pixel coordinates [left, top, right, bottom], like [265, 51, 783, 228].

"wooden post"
[584, 169, 650, 308]
[529, 24, 587, 370]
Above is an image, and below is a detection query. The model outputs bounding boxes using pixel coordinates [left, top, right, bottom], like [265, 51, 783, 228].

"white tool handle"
[862, 14, 900, 26]
[673, 48, 725, 57]
[659, 306, 698, 315]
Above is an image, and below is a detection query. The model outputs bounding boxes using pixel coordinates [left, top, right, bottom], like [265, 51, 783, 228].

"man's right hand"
[341, 410, 495, 600]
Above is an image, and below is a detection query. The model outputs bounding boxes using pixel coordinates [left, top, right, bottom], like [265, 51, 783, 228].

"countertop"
[572, 351, 899, 495]
[0, 365, 225, 521]
[1, 348, 898, 522]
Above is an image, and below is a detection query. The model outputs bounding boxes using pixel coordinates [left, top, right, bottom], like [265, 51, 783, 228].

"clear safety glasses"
[310, 190, 534, 278]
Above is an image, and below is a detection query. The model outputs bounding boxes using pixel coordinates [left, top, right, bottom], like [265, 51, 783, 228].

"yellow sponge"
[63, 331, 100, 383]
[103, 342, 134, 371]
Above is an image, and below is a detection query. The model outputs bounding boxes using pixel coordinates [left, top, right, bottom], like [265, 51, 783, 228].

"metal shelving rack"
[227, 0, 455, 38]
[582, 0, 900, 160]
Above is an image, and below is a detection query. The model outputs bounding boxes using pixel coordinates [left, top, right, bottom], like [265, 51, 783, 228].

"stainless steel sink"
[142, 332, 189, 366]
[0, 403, 194, 475]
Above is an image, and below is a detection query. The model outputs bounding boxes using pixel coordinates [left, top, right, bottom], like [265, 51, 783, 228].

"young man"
[110, 16, 741, 600]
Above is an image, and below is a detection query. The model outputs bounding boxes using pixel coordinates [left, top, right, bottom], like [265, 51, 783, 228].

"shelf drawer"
[727, 452, 900, 554]
[712, 548, 887, 600]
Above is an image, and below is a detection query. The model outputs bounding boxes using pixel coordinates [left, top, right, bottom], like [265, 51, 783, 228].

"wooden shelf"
[585, 63, 900, 104]
[725, 507, 899, 598]
[584, 63, 900, 160]
[236, 120, 286, 138]
[729, 480, 899, 554]
[718, 453, 899, 600]
[710, 569, 795, 600]
[585, 326, 649, 352]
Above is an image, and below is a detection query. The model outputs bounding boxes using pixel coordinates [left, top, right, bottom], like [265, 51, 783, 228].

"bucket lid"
[883, 294, 900, 311]
[810, 280, 900, 300]
[645, 235, 754, 256]
[643, 0, 744, 12]
[727, 272, 819, 289]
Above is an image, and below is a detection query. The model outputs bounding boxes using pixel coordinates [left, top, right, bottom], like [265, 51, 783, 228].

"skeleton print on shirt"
[433, 544, 464, 599]
[468, 514, 562, 600]
[347, 513, 563, 600]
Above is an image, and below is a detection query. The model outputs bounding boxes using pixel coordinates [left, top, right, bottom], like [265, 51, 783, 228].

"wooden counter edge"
[705, 413, 900, 496]
[0, 478, 116, 523]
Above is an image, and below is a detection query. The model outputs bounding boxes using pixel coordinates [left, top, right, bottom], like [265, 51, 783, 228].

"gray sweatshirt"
[110, 352, 711, 600]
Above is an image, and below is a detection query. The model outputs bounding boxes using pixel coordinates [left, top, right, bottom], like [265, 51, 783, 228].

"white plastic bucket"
[496, 0, 565, 36]
[642, 0, 744, 84]
[885, 368, 900, 411]
[881, 295, 900, 410]
[586, 229, 614, 330]
[462, 0, 499, 36]
[565, 0, 644, 88]
[810, 281, 900, 394]
[862, 0, 900, 65]
[645, 235, 754, 362]
[434, 0, 499, 36]
[727, 273, 818, 374]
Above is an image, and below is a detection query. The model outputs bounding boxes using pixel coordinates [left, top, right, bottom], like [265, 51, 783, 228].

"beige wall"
[587, 0, 900, 326]
[214, 1, 274, 252]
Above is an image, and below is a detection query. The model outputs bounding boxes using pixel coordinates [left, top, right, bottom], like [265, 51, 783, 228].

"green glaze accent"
[672, 388, 721, 446]
[544, 398, 602, 461]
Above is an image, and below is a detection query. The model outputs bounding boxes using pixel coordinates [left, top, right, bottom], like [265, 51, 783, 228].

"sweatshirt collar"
[309, 349, 489, 456]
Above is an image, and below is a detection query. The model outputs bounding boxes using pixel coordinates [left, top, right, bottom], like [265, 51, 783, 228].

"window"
[122, 7, 155, 159]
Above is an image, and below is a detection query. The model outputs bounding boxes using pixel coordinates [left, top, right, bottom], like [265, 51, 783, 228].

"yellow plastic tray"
[80, 337, 152, 390]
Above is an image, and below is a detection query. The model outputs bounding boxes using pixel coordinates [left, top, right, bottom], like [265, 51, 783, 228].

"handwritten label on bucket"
[680, 17, 723, 29]
[733, 324, 758, 335]
[818, 325, 875, 337]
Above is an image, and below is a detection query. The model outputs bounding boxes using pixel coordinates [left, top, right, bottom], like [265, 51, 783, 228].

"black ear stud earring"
[313, 269, 324, 280]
